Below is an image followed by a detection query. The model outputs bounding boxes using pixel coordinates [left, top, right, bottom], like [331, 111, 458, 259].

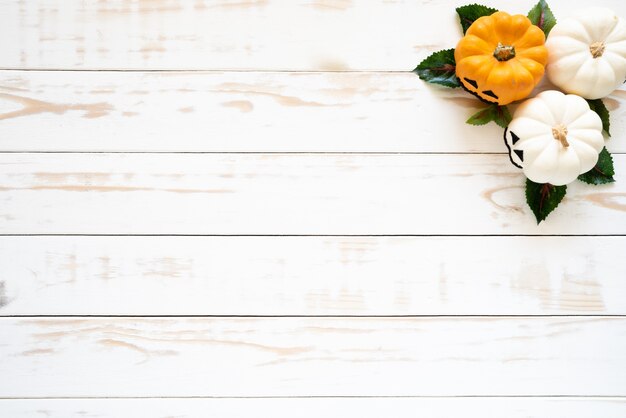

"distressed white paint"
[0, 153, 624, 234]
[1, 317, 625, 397]
[0, 236, 624, 316]
[0, 0, 624, 70]
[1, 0, 625, 410]
[0, 71, 623, 152]
[2, 398, 626, 418]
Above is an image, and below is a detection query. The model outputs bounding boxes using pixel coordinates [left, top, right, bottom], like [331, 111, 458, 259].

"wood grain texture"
[2, 0, 625, 409]
[1, 236, 625, 316]
[0, 71, 624, 152]
[1, 153, 625, 235]
[2, 398, 626, 418]
[1, 0, 624, 70]
[1, 317, 625, 397]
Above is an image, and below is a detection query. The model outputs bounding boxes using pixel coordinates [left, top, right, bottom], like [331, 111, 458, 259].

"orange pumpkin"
[455, 11, 548, 105]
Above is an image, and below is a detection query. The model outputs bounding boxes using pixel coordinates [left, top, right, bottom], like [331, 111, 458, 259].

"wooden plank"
[1, 317, 625, 397]
[1, 0, 624, 70]
[0, 153, 625, 235]
[2, 398, 626, 418]
[0, 71, 624, 152]
[1, 236, 625, 316]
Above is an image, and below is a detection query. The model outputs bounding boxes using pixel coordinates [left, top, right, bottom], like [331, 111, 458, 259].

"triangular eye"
[510, 131, 520, 145]
[514, 149, 524, 162]
[482, 90, 499, 100]
[463, 78, 478, 88]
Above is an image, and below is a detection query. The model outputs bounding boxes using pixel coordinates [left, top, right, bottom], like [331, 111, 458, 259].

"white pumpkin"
[505, 90, 604, 186]
[545, 7, 626, 99]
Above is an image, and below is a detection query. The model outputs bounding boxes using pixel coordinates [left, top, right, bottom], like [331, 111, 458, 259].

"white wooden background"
[1, 0, 625, 416]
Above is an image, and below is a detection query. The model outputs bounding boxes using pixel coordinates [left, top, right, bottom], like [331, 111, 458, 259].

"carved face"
[455, 11, 548, 105]
[505, 91, 604, 186]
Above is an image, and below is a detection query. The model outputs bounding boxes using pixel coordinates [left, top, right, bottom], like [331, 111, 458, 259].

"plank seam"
[1, 234, 625, 237]
[0, 69, 414, 73]
[0, 395, 624, 400]
[2, 315, 626, 319]
[0, 152, 511, 155]
[0, 151, 624, 155]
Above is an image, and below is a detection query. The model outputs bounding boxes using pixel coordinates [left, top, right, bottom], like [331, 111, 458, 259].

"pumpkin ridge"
[567, 126, 605, 137]
[457, 34, 494, 56]
[506, 14, 533, 44]
[552, 148, 583, 186]
[527, 141, 561, 183]
[567, 19, 594, 44]
[515, 60, 544, 88]
[457, 54, 497, 86]
[567, 130, 605, 153]
[513, 116, 553, 131]
[566, 112, 604, 131]
[484, 63, 515, 103]
[565, 137, 602, 173]
[492, 13, 514, 45]
[606, 22, 626, 43]
[507, 60, 535, 102]
[516, 47, 548, 67]
[597, 13, 621, 40]
[569, 127, 604, 143]
[561, 99, 591, 125]
[550, 36, 589, 51]
[525, 99, 557, 126]
[604, 56, 620, 81]
[466, 15, 496, 40]
[605, 37, 626, 47]
[547, 40, 588, 61]
[569, 60, 593, 85]
[566, 136, 603, 155]
[509, 25, 545, 50]
[602, 49, 626, 70]
[549, 53, 589, 85]
[552, 55, 586, 87]
[590, 62, 616, 93]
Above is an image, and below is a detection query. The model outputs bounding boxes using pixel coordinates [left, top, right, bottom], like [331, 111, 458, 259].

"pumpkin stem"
[552, 124, 569, 148]
[493, 43, 516, 61]
[590, 42, 606, 58]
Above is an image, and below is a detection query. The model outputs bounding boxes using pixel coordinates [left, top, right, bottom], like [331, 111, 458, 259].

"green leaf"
[578, 147, 616, 185]
[586, 99, 611, 137]
[525, 179, 567, 223]
[492, 105, 512, 128]
[527, 0, 557, 36]
[413, 49, 460, 88]
[466, 104, 511, 128]
[456, 4, 498, 34]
